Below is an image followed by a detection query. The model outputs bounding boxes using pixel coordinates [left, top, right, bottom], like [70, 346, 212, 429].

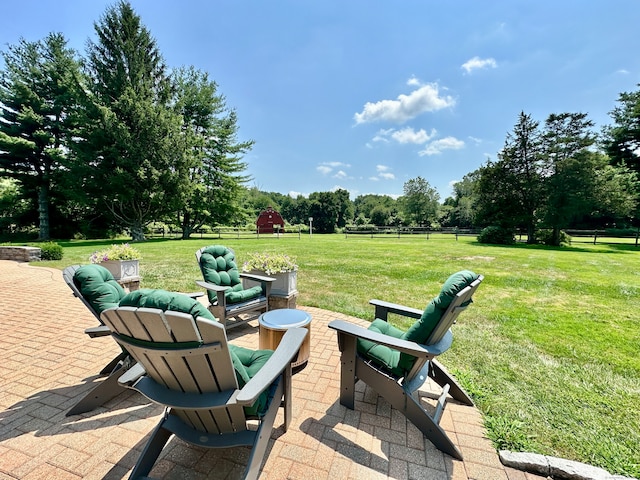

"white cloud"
[376, 165, 390, 172]
[354, 82, 455, 124]
[379, 172, 396, 180]
[419, 136, 465, 156]
[289, 190, 307, 198]
[407, 76, 421, 87]
[391, 127, 437, 144]
[369, 176, 379, 181]
[317, 161, 351, 175]
[616, 69, 630, 75]
[371, 127, 437, 146]
[334, 170, 348, 179]
[372, 128, 394, 143]
[461, 56, 497, 74]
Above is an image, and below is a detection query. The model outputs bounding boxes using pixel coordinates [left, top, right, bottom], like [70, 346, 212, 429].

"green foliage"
[70, 1, 184, 241]
[89, 243, 142, 263]
[603, 85, 640, 176]
[241, 251, 298, 274]
[535, 229, 571, 246]
[401, 176, 440, 226]
[0, 33, 81, 240]
[477, 226, 516, 244]
[37, 241, 63, 260]
[171, 66, 253, 238]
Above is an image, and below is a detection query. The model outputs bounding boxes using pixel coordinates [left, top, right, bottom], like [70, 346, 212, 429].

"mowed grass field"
[39, 234, 640, 477]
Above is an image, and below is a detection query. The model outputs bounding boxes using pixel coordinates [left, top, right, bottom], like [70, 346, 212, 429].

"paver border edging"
[499, 451, 637, 480]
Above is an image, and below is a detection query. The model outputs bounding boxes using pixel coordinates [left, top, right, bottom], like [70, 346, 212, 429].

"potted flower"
[90, 243, 142, 280]
[242, 252, 298, 296]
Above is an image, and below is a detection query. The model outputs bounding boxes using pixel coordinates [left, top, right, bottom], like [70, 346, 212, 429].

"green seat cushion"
[119, 288, 273, 416]
[357, 319, 406, 377]
[198, 245, 262, 305]
[73, 264, 126, 315]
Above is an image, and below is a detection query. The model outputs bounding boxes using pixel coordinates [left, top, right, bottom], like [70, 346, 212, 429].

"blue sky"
[2, 1, 640, 200]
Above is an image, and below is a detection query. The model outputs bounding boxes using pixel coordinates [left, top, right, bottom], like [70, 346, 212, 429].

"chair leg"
[430, 360, 474, 406]
[66, 361, 129, 416]
[357, 359, 463, 460]
[99, 351, 128, 375]
[337, 334, 357, 409]
[282, 366, 292, 430]
[244, 378, 284, 480]
[129, 416, 174, 479]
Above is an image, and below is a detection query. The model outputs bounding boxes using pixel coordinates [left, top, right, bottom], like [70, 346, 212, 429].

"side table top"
[259, 308, 311, 329]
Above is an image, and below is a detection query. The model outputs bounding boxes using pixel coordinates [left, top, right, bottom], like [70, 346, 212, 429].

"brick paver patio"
[0, 260, 545, 479]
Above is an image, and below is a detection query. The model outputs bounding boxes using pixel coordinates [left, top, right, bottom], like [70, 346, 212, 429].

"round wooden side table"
[258, 309, 312, 368]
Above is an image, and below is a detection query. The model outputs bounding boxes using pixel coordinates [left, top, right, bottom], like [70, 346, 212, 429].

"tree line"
[2, 2, 639, 246]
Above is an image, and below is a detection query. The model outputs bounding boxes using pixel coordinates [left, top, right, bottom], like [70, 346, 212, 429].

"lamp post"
[309, 217, 313, 237]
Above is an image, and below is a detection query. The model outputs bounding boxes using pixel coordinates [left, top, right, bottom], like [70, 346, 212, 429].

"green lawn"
[38, 234, 640, 477]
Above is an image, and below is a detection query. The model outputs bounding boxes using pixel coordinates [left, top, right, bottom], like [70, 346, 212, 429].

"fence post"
[593, 231, 597, 245]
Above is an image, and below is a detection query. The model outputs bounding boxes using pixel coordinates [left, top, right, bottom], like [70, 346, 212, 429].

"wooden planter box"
[101, 259, 140, 280]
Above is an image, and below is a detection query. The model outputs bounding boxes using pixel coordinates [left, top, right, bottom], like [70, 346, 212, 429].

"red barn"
[256, 207, 285, 234]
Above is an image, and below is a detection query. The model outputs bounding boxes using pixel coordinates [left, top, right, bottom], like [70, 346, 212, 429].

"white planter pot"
[101, 259, 140, 280]
[245, 270, 297, 296]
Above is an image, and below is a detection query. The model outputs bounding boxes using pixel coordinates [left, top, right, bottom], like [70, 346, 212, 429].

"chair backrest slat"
[101, 306, 248, 434]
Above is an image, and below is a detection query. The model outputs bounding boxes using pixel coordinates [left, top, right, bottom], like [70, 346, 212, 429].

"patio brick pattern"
[0, 260, 546, 479]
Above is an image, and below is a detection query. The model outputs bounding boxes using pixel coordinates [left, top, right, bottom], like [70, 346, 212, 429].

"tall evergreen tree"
[0, 33, 81, 240]
[71, 1, 183, 240]
[171, 66, 253, 238]
[603, 85, 640, 175]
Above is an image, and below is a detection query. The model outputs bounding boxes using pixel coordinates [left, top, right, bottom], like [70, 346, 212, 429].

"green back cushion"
[74, 264, 126, 315]
[119, 288, 273, 416]
[403, 270, 479, 345]
[198, 245, 262, 304]
[357, 270, 479, 376]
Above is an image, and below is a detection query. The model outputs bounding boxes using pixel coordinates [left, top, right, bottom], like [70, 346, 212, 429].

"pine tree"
[72, 1, 183, 241]
[0, 33, 81, 240]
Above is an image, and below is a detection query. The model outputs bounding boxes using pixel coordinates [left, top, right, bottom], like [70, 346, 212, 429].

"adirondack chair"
[101, 289, 307, 480]
[328, 271, 483, 460]
[62, 264, 133, 416]
[195, 245, 275, 329]
[63, 264, 204, 416]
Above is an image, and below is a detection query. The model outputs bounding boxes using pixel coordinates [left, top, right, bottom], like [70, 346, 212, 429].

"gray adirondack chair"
[101, 304, 307, 480]
[195, 245, 275, 329]
[328, 271, 483, 460]
[62, 264, 133, 416]
[63, 264, 205, 416]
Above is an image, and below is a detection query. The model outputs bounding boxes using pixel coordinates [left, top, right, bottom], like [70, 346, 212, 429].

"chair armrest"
[195, 280, 230, 292]
[328, 319, 451, 357]
[183, 291, 205, 299]
[240, 272, 276, 283]
[236, 327, 308, 405]
[117, 361, 146, 385]
[85, 325, 111, 338]
[369, 299, 423, 322]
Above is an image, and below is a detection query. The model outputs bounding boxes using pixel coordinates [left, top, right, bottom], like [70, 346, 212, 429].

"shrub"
[477, 226, 516, 245]
[38, 241, 64, 260]
[536, 229, 571, 246]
